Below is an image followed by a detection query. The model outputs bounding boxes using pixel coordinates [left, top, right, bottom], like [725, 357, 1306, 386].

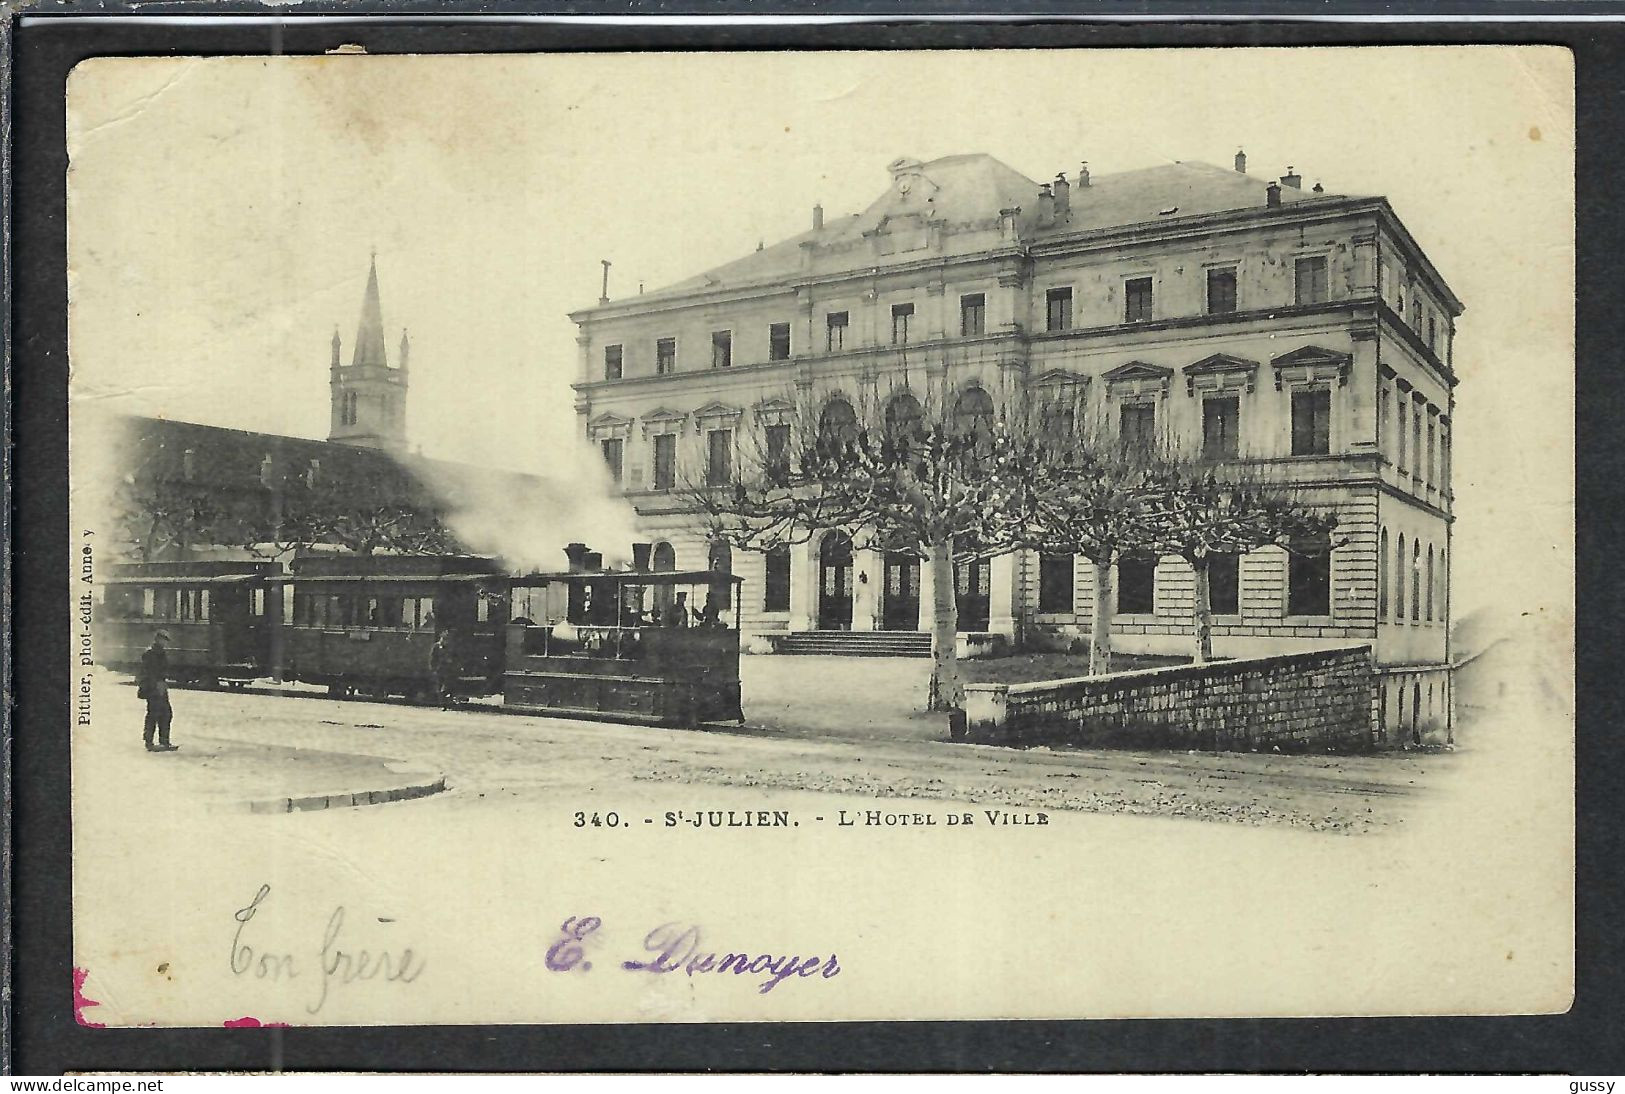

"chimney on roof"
[1266, 181, 1282, 208]
[1280, 166, 1302, 190]
[1234, 149, 1247, 174]
[1078, 161, 1091, 188]
[1036, 183, 1055, 227]
[1052, 173, 1071, 220]
[812, 203, 824, 230]
[1312, 181, 1324, 193]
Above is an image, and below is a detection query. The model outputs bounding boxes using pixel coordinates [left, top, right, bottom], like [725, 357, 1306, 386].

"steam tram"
[97, 546, 745, 726]
[503, 566, 743, 725]
[101, 561, 282, 687]
[283, 554, 510, 701]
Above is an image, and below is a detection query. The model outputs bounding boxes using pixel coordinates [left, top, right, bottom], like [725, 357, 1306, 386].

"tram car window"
[281, 554, 508, 702]
[97, 561, 284, 689]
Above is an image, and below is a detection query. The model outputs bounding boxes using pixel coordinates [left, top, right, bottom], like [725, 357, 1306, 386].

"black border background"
[10, 13, 1622, 1075]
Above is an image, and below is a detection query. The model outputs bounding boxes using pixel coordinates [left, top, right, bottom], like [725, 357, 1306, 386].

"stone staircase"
[774, 630, 932, 658]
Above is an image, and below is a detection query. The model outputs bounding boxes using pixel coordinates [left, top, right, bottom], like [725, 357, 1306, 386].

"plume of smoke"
[404, 437, 641, 573]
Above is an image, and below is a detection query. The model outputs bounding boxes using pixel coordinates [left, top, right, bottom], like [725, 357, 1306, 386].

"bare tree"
[687, 384, 1045, 712]
[1139, 460, 1339, 663]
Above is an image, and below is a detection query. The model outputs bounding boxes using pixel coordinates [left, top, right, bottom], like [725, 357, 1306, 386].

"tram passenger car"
[100, 561, 282, 687]
[283, 554, 510, 701]
[503, 565, 744, 726]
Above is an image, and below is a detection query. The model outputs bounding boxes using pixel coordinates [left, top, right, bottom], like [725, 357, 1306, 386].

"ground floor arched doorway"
[882, 551, 921, 631]
[956, 557, 990, 631]
[818, 532, 854, 630]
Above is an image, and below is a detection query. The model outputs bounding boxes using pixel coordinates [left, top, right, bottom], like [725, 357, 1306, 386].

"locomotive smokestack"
[583, 550, 604, 572]
[632, 542, 652, 571]
[564, 542, 589, 572]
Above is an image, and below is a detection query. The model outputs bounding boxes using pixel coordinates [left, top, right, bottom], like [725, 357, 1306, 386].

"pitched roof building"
[570, 150, 1462, 740]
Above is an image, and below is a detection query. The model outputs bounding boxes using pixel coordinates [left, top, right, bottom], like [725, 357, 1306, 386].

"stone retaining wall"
[963, 646, 1377, 752]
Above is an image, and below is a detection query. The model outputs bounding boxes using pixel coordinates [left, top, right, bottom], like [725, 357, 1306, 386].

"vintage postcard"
[65, 46, 1574, 1026]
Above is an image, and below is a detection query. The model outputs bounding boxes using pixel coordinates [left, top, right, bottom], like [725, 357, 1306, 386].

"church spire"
[399, 328, 410, 373]
[350, 251, 389, 371]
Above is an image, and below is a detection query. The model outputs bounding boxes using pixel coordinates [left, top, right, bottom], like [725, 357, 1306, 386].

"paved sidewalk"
[76, 701, 445, 814]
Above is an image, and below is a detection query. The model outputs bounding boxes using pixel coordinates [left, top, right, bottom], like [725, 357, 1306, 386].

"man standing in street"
[430, 629, 458, 709]
[138, 630, 178, 752]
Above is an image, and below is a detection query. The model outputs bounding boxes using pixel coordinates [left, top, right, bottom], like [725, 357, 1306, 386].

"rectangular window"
[1427, 317, 1437, 352]
[1413, 404, 1423, 476]
[1294, 256, 1329, 305]
[656, 337, 676, 375]
[826, 311, 848, 352]
[891, 303, 914, 345]
[652, 433, 677, 491]
[1396, 386, 1408, 469]
[1045, 287, 1073, 332]
[604, 344, 623, 380]
[1206, 267, 1238, 315]
[706, 429, 732, 487]
[711, 330, 732, 369]
[765, 423, 790, 475]
[1124, 277, 1153, 323]
[1117, 554, 1156, 615]
[769, 322, 791, 361]
[1288, 534, 1332, 617]
[1378, 384, 1391, 460]
[1290, 388, 1332, 456]
[599, 438, 624, 485]
[764, 546, 791, 612]
[1208, 553, 1241, 616]
[1038, 554, 1074, 614]
[1426, 418, 1436, 487]
[1120, 402, 1155, 457]
[960, 293, 986, 337]
[1202, 396, 1240, 461]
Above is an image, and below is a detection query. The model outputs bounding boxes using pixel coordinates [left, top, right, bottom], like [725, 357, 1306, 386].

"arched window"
[818, 398, 858, 447]
[1379, 528, 1390, 619]
[884, 393, 924, 441]
[1411, 539, 1422, 622]
[1439, 548, 1447, 621]
[952, 386, 995, 441]
[1426, 545, 1435, 622]
[1395, 534, 1406, 623]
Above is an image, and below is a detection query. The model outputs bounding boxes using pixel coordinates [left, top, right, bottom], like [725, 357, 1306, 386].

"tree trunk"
[926, 537, 963, 712]
[1191, 555, 1213, 664]
[1089, 556, 1114, 676]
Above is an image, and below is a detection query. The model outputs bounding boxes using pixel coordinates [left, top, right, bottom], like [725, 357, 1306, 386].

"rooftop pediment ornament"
[1270, 345, 1352, 390]
[1030, 368, 1090, 390]
[1183, 353, 1260, 396]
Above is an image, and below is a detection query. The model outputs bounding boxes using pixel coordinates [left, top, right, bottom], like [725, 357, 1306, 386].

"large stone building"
[570, 152, 1460, 740]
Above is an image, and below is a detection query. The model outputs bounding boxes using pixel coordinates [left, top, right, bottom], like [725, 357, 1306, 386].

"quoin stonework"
[572, 152, 1460, 745]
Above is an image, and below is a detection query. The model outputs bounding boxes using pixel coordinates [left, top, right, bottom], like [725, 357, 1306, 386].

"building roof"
[614, 154, 1345, 308]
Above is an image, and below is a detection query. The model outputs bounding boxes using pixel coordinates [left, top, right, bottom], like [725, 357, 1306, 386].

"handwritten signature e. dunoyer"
[549, 916, 841, 995]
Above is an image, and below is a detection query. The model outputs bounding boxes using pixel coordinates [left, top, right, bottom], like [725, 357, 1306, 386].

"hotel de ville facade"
[572, 151, 1460, 740]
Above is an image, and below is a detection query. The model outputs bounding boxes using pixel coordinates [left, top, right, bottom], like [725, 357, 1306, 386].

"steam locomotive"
[98, 544, 744, 726]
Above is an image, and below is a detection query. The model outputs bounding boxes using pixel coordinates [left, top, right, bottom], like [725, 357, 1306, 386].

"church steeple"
[350, 251, 390, 371]
[328, 253, 408, 450]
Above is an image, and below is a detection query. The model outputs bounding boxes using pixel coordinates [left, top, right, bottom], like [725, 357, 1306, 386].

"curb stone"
[231, 776, 448, 815]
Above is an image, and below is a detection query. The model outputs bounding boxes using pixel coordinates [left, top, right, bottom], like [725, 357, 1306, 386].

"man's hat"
[154, 630, 172, 642]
